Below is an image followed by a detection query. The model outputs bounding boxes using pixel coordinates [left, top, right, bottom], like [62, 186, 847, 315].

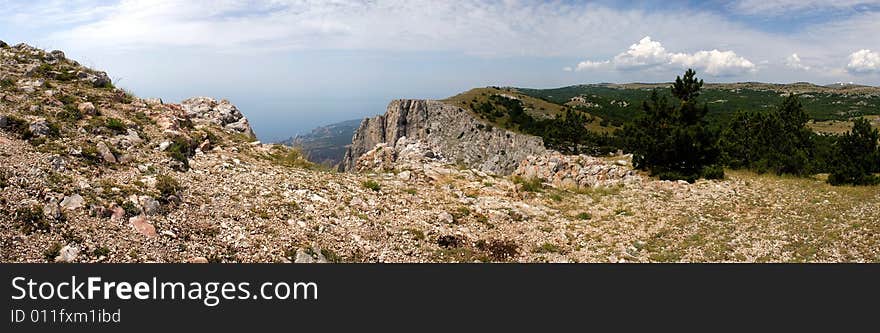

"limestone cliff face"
[341, 99, 547, 175]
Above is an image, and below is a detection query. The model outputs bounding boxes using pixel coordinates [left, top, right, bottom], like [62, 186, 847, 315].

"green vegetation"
[535, 242, 561, 254]
[17, 205, 50, 233]
[0, 115, 33, 139]
[576, 212, 592, 220]
[513, 176, 543, 192]
[362, 180, 381, 192]
[92, 246, 111, 257]
[57, 104, 83, 122]
[156, 174, 182, 203]
[166, 137, 194, 171]
[828, 118, 880, 186]
[519, 83, 880, 126]
[621, 69, 723, 182]
[268, 146, 314, 169]
[467, 93, 617, 155]
[44, 243, 62, 261]
[721, 94, 819, 176]
[0, 78, 14, 90]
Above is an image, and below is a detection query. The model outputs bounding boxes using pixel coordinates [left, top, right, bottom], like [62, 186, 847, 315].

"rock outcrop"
[181, 97, 255, 139]
[342, 99, 547, 175]
[513, 153, 641, 189]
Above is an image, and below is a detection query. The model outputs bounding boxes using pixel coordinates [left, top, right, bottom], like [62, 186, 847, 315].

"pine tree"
[622, 69, 722, 182]
[720, 94, 814, 175]
[828, 118, 880, 186]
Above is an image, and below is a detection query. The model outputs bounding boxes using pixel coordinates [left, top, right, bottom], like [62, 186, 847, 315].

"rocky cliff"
[341, 99, 547, 175]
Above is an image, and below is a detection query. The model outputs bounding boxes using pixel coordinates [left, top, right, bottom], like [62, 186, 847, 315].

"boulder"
[43, 199, 61, 220]
[48, 50, 66, 61]
[96, 142, 116, 163]
[28, 119, 50, 137]
[60, 194, 85, 211]
[129, 216, 157, 237]
[139, 196, 161, 216]
[180, 97, 255, 138]
[54, 245, 79, 263]
[77, 102, 96, 115]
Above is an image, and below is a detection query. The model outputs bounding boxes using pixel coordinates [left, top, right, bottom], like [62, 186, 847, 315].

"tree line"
[474, 69, 880, 186]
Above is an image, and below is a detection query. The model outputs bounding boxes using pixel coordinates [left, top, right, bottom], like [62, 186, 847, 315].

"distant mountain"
[279, 119, 362, 167]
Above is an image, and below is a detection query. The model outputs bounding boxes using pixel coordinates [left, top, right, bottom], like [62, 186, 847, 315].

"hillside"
[279, 119, 361, 167]
[518, 82, 880, 128]
[2, 42, 879, 263]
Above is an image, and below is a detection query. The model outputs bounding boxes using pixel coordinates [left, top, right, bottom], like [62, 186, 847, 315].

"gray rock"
[47, 155, 65, 171]
[438, 211, 455, 224]
[293, 248, 330, 263]
[139, 196, 161, 216]
[294, 248, 315, 263]
[180, 97, 255, 138]
[77, 102, 96, 115]
[96, 142, 116, 163]
[43, 199, 61, 220]
[48, 50, 66, 61]
[54, 245, 79, 263]
[341, 99, 547, 175]
[60, 194, 84, 211]
[76, 71, 111, 88]
[29, 119, 50, 137]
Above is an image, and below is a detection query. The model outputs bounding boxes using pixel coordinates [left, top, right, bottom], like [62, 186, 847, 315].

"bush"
[828, 118, 880, 186]
[513, 176, 543, 192]
[156, 174, 182, 202]
[57, 104, 83, 122]
[0, 115, 33, 139]
[43, 243, 62, 261]
[166, 137, 195, 171]
[17, 205, 50, 233]
[0, 78, 14, 90]
[362, 180, 381, 192]
[621, 69, 722, 182]
[476, 239, 518, 261]
[104, 117, 127, 135]
[93, 246, 111, 257]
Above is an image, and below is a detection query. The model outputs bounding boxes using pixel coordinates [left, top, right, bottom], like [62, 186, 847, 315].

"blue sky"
[2, 0, 879, 141]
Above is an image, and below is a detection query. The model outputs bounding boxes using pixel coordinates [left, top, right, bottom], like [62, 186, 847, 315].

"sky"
[1, 0, 879, 141]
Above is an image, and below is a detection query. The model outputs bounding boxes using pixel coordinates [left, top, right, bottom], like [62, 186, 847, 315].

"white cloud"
[847, 49, 880, 73]
[574, 60, 611, 71]
[612, 37, 670, 70]
[785, 53, 810, 70]
[573, 36, 756, 76]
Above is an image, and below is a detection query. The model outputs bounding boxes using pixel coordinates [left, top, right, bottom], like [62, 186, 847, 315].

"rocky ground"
[2, 42, 879, 263]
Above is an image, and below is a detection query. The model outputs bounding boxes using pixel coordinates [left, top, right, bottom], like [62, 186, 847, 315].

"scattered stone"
[28, 119, 50, 137]
[139, 196, 161, 216]
[129, 216, 157, 237]
[55, 245, 79, 263]
[189, 257, 209, 264]
[60, 194, 85, 211]
[77, 102, 96, 115]
[96, 142, 117, 163]
[437, 212, 455, 224]
[43, 200, 61, 220]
